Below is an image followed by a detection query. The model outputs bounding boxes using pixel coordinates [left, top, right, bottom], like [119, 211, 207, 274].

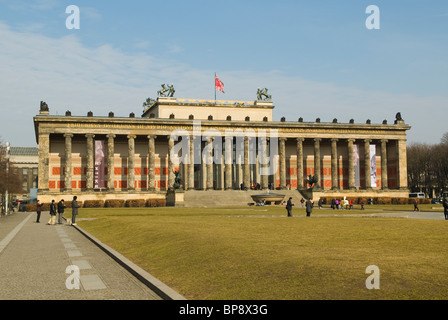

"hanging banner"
[370, 145, 377, 187]
[94, 140, 106, 189]
[353, 144, 360, 187]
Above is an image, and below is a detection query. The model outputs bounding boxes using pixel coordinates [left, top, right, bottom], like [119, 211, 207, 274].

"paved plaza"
[0, 211, 164, 300]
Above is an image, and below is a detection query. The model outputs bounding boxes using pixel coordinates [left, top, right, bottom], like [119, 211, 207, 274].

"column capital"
[296, 137, 304, 143]
[107, 134, 116, 139]
[85, 133, 95, 139]
[314, 138, 322, 143]
[347, 138, 356, 143]
[127, 134, 137, 140]
[279, 137, 287, 142]
[331, 138, 339, 143]
[64, 133, 74, 138]
[381, 139, 388, 143]
[147, 135, 157, 140]
[364, 139, 372, 143]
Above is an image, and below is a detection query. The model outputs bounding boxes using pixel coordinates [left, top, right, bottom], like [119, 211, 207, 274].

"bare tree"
[0, 141, 24, 207]
[408, 140, 448, 197]
[441, 132, 448, 145]
[407, 143, 431, 193]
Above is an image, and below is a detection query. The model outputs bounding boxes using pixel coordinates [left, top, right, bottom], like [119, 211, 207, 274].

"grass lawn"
[74, 205, 448, 300]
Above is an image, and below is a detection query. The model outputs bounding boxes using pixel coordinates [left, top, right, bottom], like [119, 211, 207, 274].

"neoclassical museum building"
[34, 95, 411, 205]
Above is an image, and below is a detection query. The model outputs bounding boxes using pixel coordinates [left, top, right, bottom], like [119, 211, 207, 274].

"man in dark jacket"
[36, 200, 43, 223]
[47, 200, 57, 225]
[443, 198, 448, 220]
[57, 199, 65, 224]
[286, 197, 294, 217]
[71, 196, 80, 226]
[306, 198, 314, 217]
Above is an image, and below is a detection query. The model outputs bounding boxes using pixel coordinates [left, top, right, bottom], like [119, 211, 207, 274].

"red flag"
[215, 75, 225, 93]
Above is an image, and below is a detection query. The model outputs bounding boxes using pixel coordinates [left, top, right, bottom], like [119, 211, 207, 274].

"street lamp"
[5, 142, 10, 215]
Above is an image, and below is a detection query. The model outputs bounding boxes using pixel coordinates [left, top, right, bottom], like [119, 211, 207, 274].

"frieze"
[65, 122, 404, 136]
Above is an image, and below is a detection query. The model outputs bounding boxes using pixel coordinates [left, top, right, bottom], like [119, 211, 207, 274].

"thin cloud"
[0, 22, 445, 147]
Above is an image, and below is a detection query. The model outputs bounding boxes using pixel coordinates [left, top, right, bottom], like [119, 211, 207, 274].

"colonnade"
[38, 133, 407, 192]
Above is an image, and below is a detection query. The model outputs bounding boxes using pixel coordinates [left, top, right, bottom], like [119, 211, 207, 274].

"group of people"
[35, 196, 80, 226]
[330, 197, 362, 210]
[286, 197, 313, 217]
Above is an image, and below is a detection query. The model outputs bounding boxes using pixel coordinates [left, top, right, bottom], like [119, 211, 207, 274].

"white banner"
[370, 145, 377, 187]
[353, 144, 360, 187]
[94, 140, 106, 189]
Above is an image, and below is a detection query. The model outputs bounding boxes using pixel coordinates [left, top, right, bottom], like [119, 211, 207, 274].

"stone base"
[311, 188, 410, 200]
[37, 190, 185, 206]
[254, 100, 273, 107]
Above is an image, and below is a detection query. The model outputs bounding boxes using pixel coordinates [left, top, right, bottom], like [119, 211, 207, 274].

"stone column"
[243, 136, 250, 189]
[147, 135, 156, 191]
[37, 133, 50, 191]
[255, 153, 260, 186]
[127, 135, 136, 190]
[314, 138, 321, 188]
[220, 152, 225, 190]
[225, 137, 233, 190]
[347, 139, 355, 190]
[107, 134, 116, 191]
[296, 138, 304, 189]
[381, 139, 388, 189]
[64, 133, 74, 191]
[188, 135, 195, 190]
[397, 139, 408, 190]
[364, 139, 372, 190]
[206, 137, 214, 190]
[331, 138, 338, 190]
[85, 134, 95, 190]
[260, 137, 269, 190]
[168, 136, 175, 189]
[279, 137, 287, 190]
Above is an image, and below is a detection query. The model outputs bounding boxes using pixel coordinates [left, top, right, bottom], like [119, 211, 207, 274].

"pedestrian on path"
[413, 199, 420, 212]
[71, 196, 80, 226]
[36, 200, 42, 223]
[57, 199, 65, 224]
[47, 200, 57, 225]
[286, 197, 294, 217]
[443, 198, 448, 220]
[306, 198, 313, 217]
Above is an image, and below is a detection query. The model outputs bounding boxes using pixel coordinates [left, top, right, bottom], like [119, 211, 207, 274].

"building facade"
[33, 97, 411, 204]
[9, 147, 38, 201]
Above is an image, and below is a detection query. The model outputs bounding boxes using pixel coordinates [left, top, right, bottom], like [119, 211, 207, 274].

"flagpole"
[214, 72, 217, 102]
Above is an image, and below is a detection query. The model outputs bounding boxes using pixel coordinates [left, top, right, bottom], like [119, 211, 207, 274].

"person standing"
[286, 197, 294, 217]
[71, 196, 80, 226]
[443, 198, 448, 220]
[57, 199, 65, 224]
[47, 200, 57, 225]
[36, 200, 42, 223]
[413, 199, 420, 212]
[306, 198, 313, 217]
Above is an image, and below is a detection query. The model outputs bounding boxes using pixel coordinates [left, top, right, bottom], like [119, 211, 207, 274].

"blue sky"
[0, 0, 447, 146]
